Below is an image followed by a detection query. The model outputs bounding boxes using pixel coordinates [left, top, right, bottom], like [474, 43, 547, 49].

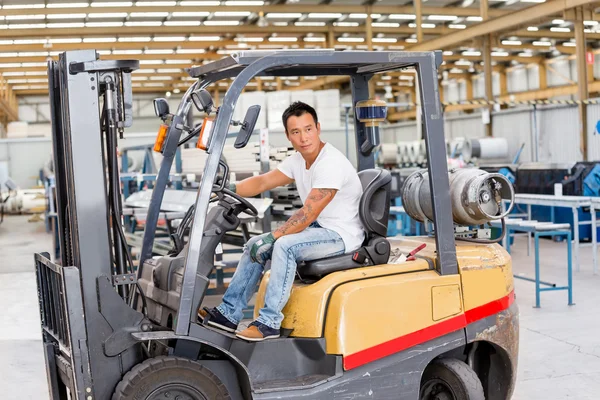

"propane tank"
[401, 168, 515, 226]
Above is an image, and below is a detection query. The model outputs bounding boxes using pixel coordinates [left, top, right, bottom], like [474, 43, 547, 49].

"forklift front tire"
[112, 356, 231, 400]
[419, 358, 485, 400]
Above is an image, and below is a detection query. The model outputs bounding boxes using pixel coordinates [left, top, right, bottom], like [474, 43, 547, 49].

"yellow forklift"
[36, 49, 518, 400]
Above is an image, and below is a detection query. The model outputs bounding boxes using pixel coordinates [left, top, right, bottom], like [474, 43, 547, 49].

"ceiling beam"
[3, 5, 510, 18]
[407, 0, 600, 51]
[0, 41, 239, 53]
[0, 53, 222, 64]
[512, 28, 600, 39]
[293, 75, 349, 90]
[444, 54, 543, 64]
[0, 24, 463, 38]
[388, 80, 600, 120]
[0, 26, 588, 42]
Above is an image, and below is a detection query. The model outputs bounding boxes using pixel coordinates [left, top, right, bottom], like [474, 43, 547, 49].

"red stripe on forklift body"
[343, 290, 515, 370]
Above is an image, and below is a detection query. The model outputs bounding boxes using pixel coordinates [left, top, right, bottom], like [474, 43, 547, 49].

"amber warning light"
[153, 124, 169, 153]
[196, 118, 214, 151]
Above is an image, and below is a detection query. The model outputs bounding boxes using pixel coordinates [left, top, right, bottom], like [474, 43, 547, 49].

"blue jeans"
[216, 224, 345, 329]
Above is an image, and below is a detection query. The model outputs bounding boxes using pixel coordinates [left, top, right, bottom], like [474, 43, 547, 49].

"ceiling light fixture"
[47, 3, 89, 8]
[428, 15, 457, 21]
[204, 20, 240, 25]
[90, 2, 133, 7]
[86, 22, 124, 27]
[118, 36, 152, 42]
[154, 36, 186, 41]
[372, 22, 400, 28]
[372, 38, 397, 43]
[334, 22, 359, 27]
[46, 13, 87, 19]
[189, 35, 221, 41]
[295, 22, 326, 26]
[172, 11, 210, 17]
[265, 13, 302, 19]
[214, 11, 251, 17]
[84, 37, 117, 42]
[130, 12, 169, 17]
[136, 1, 176, 6]
[388, 14, 416, 20]
[268, 37, 298, 42]
[88, 12, 128, 18]
[338, 37, 365, 42]
[124, 21, 161, 26]
[224, 1, 264, 5]
[307, 13, 342, 19]
[164, 21, 201, 26]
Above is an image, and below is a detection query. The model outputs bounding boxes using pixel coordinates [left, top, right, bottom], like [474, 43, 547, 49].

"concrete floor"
[1, 215, 600, 399]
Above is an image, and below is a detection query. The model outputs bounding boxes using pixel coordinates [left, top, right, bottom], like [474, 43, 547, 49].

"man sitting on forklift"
[200, 101, 365, 341]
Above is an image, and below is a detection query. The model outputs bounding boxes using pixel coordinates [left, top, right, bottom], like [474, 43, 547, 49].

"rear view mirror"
[3, 178, 16, 191]
[191, 89, 214, 114]
[234, 105, 261, 149]
[153, 98, 170, 120]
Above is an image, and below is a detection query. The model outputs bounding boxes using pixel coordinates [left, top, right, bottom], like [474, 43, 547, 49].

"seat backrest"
[358, 169, 392, 238]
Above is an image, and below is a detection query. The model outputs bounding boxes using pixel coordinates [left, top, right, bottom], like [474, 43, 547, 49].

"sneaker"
[198, 307, 238, 333]
[236, 320, 280, 342]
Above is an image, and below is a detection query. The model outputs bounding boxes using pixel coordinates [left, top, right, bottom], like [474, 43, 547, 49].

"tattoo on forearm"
[307, 188, 336, 203]
[275, 205, 312, 236]
[274, 189, 336, 237]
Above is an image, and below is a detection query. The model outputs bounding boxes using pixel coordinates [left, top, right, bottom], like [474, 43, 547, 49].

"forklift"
[35, 49, 518, 400]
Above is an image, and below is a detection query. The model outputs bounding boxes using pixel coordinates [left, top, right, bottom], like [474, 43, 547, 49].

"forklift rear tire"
[419, 358, 484, 400]
[112, 356, 231, 400]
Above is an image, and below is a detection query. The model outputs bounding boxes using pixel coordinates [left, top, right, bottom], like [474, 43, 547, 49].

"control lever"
[203, 228, 222, 237]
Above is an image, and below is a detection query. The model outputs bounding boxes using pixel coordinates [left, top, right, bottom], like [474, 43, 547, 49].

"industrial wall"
[4, 101, 600, 188]
[443, 55, 600, 103]
[0, 126, 359, 189]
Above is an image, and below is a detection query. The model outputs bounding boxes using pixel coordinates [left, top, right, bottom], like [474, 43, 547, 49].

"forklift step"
[254, 374, 332, 392]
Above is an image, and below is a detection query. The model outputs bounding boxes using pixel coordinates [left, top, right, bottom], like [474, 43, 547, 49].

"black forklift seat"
[299, 168, 392, 279]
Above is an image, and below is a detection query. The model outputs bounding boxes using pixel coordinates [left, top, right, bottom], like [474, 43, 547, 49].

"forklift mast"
[36, 50, 144, 400]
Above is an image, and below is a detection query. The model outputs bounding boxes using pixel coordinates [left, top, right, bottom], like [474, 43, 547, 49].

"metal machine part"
[402, 167, 515, 226]
[35, 51, 143, 400]
[355, 99, 387, 155]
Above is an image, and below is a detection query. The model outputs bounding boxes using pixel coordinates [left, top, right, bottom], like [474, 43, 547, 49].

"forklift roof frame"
[138, 50, 458, 336]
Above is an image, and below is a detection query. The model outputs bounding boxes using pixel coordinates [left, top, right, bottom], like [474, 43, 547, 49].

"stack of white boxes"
[266, 90, 291, 131]
[314, 89, 341, 129]
[6, 121, 29, 138]
[233, 91, 267, 130]
[290, 90, 315, 106]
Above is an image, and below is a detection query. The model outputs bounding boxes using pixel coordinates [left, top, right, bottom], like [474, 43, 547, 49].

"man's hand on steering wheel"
[212, 184, 259, 217]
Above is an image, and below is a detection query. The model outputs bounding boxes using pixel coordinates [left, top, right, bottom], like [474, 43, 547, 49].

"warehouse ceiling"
[0, 0, 598, 99]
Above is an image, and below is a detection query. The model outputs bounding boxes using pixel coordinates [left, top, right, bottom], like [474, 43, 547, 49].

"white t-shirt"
[277, 143, 365, 253]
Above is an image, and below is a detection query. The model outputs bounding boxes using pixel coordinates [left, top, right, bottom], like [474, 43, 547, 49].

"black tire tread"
[422, 358, 484, 400]
[112, 356, 230, 400]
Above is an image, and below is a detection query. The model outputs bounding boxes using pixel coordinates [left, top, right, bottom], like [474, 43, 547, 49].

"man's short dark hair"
[282, 101, 318, 132]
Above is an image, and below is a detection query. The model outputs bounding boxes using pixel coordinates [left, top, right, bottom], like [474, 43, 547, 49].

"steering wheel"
[211, 186, 258, 217]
